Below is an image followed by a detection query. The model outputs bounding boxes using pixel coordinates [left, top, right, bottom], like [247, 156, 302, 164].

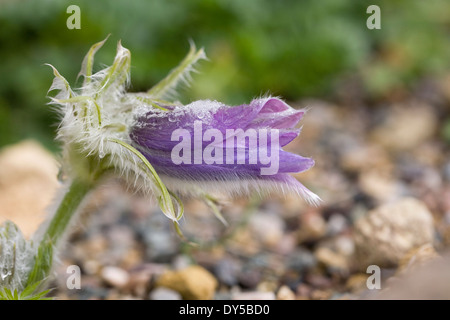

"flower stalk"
[25, 178, 93, 287]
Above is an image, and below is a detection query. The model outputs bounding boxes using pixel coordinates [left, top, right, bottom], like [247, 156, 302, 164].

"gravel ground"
[2, 76, 450, 300]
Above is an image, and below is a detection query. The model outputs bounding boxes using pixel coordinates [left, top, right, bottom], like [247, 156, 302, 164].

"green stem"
[26, 179, 93, 287]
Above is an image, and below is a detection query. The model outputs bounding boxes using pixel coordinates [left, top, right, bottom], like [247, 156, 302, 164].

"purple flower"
[130, 97, 320, 204]
[48, 38, 320, 223]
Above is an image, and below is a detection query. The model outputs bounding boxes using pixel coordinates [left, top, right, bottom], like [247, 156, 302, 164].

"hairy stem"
[26, 179, 93, 287]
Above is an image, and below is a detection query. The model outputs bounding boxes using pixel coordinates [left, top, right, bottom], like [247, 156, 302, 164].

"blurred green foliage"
[0, 0, 449, 150]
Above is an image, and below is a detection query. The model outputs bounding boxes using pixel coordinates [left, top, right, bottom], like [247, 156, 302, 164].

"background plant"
[0, 0, 449, 150]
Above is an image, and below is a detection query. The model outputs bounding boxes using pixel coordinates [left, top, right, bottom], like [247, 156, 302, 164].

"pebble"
[256, 281, 278, 293]
[238, 267, 262, 289]
[370, 103, 437, 151]
[310, 289, 332, 300]
[335, 235, 355, 257]
[345, 273, 369, 293]
[142, 228, 179, 262]
[227, 229, 261, 256]
[287, 247, 317, 272]
[358, 171, 400, 202]
[276, 285, 296, 300]
[72, 235, 108, 264]
[326, 214, 348, 236]
[297, 210, 327, 243]
[275, 233, 297, 255]
[0, 140, 59, 238]
[155, 265, 218, 300]
[106, 225, 140, 267]
[315, 247, 349, 271]
[304, 273, 332, 289]
[101, 266, 130, 289]
[296, 283, 312, 299]
[231, 291, 276, 300]
[125, 266, 158, 298]
[397, 243, 439, 275]
[149, 287, 182, 300]
[172, 254, 192, 270]
[107, 225, 135, 251]
[353, 197, 435, 268]
[340, 144, 392, 174]
[83, 260, 101, 275]
[281, 194, 310, 216]
[249, 211, 285, 248]
[214, 258, 241, 286]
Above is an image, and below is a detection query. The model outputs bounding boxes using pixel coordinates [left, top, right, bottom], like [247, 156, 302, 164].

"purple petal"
[259, 97, 290, 113]
[279, 129, 301, 147]
[130, 97, 317, 201]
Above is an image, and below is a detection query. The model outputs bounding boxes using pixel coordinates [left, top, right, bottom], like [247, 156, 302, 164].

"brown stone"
[155, 265, 218, 300]
[0, 140, 59, 238]
[354, 198, 435, 268]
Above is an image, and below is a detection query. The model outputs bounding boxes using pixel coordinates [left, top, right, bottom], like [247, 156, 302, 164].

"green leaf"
[108, 138, 179, 221]
[204, 194, 228, 226]
[147, 41, 206, 100]
[20, 278, 44, 298]
[0, 280, 53, 300]
[27, 289, 52, 300]
[25, 237, 53, 287]
[78, 35, 110, 85]
[96, 41, 131, 96]
[2, 288, 14, 300]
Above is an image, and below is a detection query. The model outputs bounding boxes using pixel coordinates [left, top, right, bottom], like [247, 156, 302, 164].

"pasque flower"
[48, 37, 320, 223]
[0, 38, 320, 297]
[130, 97, 319, 204]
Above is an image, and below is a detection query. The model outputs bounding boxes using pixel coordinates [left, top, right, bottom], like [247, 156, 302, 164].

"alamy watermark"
[170, 120, 280, 175]
[366, 265, 381, 290]
[66, 5, 81, 30]
[366, 5, 381, 30]
[65, 5, 380, 31]
[66, 265, 81, 290]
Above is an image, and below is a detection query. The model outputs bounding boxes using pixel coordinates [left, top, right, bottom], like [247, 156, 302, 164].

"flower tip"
[306, 192, 323, 207]
[197, 47, 208, 61]
[116, 40, 131, 58]
[298, 180, 322, 206]
[44, 64, 60, 77]
[187, 39, 208, 61]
